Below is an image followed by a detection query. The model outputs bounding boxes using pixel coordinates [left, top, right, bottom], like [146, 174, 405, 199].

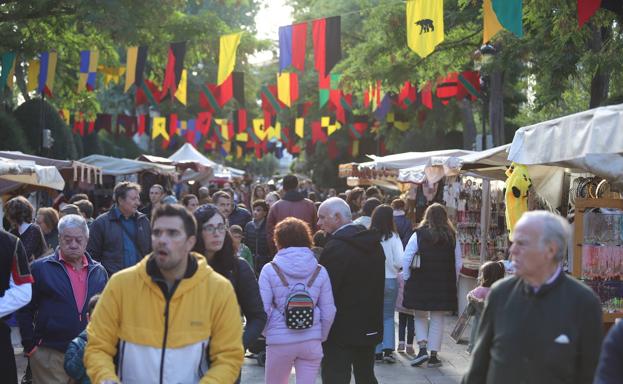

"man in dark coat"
[463, 211, 603, 384]
[391, 198, 413, 248]
[244, 200, 270, 275]
[318, 197, 385, 384]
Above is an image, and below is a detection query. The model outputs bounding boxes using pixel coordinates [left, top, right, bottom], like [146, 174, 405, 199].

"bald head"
[318, 197, 352, 234]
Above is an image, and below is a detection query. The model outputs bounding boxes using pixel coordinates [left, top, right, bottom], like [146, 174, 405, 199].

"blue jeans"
[376, 278, 398, 353]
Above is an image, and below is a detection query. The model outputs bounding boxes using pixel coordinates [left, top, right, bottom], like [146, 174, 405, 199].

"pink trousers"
[265, 339, 323, 384]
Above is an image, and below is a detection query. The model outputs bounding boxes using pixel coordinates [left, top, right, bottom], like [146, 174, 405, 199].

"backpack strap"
[270, 261, 289, 287]
[306, 265, 322, 288]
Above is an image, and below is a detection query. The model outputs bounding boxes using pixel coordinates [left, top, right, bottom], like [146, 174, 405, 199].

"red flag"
[292, 23, 307, 71]
[197, 112, 212, 136]
[398, 81, 417, 109]
[457, 71, 482, 101]
[311, 121, 328, 144]
[137, 114, 146, 136]
[327, 139, 339, 159]
[421, 82, 433, 109]
[160, 42, 186, 101]
[578, 0, 602, 27]
[436, 73, 458, 105]
[87, 120, 95, 135]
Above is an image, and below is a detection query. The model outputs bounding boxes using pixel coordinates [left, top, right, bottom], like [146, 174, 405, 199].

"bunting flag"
[312, 16, 341, 77]
[279, 23, 307, 72]
[350, 115, 368, 140]
[217, 32, 243, 85]
[94, 114, 112, 133]
[73, 113, 85, 136]
[364, 81, 382, 110]
[160, 42, 186, 101]
[578, 0, 602, 27]
[491, 0, 523, 38]
[350, 140, 360, 157]
[168, 114, 178, 146]
[199, 83, 223, 113]
[233, 109, 248, 135]
[117, 114, 137, 137]
[78, 50, 99, 92]
[232, 72, 245, 106]
[457, 71, 482, 100]
[483, 0, 504, 43]
[124, 46, 148, 92]
[253, 118, 268, 141]
[406, 0, 444, 58]
[436, 72, 458, 105]
[297, 101, 313, 117]
[421, 82, 433, 109]
[327, 139, 339, 160]
[59, 109, 71, 126]
[174, 69, 187, 105]
[152, 116, 169, 141]
[277, 72, 299, 107]
[28, 52, 57, 96]
[87, 119, 96, 135]
[374, 94, 392, 121]
[322, 116, 341, 136]
[0, 52, 15, 89]
[311, 121, 328, 144]
[137, 114, 147, 136]
[216, 71, 245, 107]
[27, 59, 40, 93]
[398, 81, 417, 109]
[295, 117, 305, 138]
[261, 85, 284, 114]
[98, 66, 126, 87]
[136, 79, 160, 107]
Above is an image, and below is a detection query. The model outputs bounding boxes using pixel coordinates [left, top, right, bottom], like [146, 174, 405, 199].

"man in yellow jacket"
[85, 204, 244, 384]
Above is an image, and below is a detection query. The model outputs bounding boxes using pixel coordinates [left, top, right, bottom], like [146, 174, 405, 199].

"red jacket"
[266, 190, 317, 255]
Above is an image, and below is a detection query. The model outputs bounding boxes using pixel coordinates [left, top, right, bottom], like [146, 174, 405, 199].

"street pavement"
[14, 314, 471, 383]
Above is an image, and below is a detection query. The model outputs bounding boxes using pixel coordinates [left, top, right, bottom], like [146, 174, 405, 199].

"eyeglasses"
[202, 223, 227, 234]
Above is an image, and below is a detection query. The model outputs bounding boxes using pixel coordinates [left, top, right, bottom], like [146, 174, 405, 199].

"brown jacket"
[266, 190, 317, 255]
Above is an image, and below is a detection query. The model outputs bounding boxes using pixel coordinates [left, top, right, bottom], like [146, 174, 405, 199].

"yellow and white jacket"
[85, 252, 244, 384]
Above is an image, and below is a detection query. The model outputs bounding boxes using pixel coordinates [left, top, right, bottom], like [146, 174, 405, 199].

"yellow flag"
[351, 140, 360, 157]
[175, 69, 187, 105]
[277, 72, 292, 107]
[483, 0, 503, 43]
[295, 118, 304, 138]
[46, 52, 57, 94]
[27, 60, 39, 92]
[152, 117, 169, 141]
[215, 119, 229, 140]
[60, 109, 71, 126]
[321, 116, 330, 127]
[253, 119, 267, 141]
[125, 46, 137, 92]
[406, 0, 444, 58]
[236, 132, 248, 142]
[217, 32, 243, 85]
[327, 121, 341, 136]
[266, 121, 281, 140]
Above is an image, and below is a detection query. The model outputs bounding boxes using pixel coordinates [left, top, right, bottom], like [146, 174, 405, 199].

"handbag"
[408, 234, 421, 270]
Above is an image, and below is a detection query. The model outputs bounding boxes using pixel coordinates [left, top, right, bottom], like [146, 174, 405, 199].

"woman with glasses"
[193, 204, 266, 370]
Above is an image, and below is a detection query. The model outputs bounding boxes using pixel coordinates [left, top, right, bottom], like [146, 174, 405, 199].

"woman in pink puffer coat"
[259, 217, 336, 384]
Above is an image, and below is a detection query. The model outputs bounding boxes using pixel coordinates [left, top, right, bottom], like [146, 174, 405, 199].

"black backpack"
[271, 262, 322, 330]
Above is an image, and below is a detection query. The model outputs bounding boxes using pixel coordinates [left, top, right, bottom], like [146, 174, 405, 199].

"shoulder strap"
[307, 265, 322, 287]
[270, 261, 289, 287]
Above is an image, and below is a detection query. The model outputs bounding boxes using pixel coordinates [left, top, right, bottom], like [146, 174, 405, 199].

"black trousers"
[321, 343, 377, 384]
[398, 312, 415, 344]
[1, 320, 17, 384]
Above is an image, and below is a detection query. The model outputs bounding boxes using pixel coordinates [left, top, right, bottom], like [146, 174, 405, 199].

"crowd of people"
[0, 174, 622, 383]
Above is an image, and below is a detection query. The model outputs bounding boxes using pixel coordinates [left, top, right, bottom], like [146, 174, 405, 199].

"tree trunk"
[489, 69, 505, 146]
[458, 98, 477, 150]
[14, 60, 30, 103]
[589, 26, 611, 108]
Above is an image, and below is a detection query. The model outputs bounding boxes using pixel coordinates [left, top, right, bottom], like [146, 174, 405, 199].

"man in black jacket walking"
[318, 197, 385, 384]
[463, 211, 602, 384]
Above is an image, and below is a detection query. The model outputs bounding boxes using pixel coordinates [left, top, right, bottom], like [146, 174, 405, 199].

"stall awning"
[367, 149, 473, 170]
[0, 151, 101, 184]
[80, 155, 176, 176]
[0, 158, 65, 191]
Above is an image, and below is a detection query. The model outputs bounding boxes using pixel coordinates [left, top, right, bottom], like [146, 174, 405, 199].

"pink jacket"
[395, 272, 413, 314]
[258, 247, 336, 345]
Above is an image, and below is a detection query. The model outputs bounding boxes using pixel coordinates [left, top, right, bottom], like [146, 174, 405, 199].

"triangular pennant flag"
[406, 0, 444, 58]
[160, 42, 186, 101]
[0, 53, 16, 89]
[98, 66, 126, 87]
[125, 46, 148, 92]
[457, 71, 481, 100]
[261, 85, 284, 114]
[311, 121, 328, 144]
[398, 81, 417, 109]
[78, 50, 99, 92]
[136, 80, 160, 107]
[421, 82, 433, 109]
[436, 72, 458, 105]
[41, 51, 57, 97]
[492, 0, 523, 38]
[59, 109, 71, 126]
[483, 0, 504, 43]
[578, 0, 602, 27]
[295, 117, 305, 138]
[152, 117, 169, 141]
[312, 16, 341, 77]
[73, 113, 85, 136]
[218, 32, 243, 85]
[199, 83, 223, 113]
[253, 118, 268, 141]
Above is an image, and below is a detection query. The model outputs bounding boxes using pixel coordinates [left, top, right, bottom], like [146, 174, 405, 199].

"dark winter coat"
[11, 223, 47, 261]
[244, 219, 269, 274]
[319, 224, 385, 347]
[228, 205, 252, 229]
[403, 228, 457, 311]
[593, 315, 623, 384]
[17, 250, 108, 353]
[393, 214, 413, 248]
[87, 207, 151, 275]
[64, 330, 90, 384]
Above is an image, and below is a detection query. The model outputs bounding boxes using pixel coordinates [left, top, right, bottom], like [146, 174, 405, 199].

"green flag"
[492, 0, 523, 38]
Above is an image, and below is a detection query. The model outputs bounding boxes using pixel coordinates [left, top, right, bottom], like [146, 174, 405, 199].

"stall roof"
[168, 143, 219, 167]
[79, 155, 176, 176]
[0, 157, 65, 192]
[508, 103, 623, 185]
[0, 151, 100, 184]
[367, 149, 473, 169]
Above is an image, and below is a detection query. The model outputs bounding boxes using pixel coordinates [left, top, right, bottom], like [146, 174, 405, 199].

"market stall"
[508, 103, 623, 324]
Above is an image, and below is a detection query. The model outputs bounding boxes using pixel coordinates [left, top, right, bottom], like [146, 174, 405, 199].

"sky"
[249, 0, 293, 65]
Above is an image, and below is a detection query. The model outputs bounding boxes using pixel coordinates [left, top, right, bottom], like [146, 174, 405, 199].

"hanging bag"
[409, 234, 421, 270]
[271, 262, 322, 330]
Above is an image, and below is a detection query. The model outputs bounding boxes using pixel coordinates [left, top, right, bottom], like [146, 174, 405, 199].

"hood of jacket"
[272, 247, 318, 279]
[283, 190, 305, 202]
[330, 224, 382, 253]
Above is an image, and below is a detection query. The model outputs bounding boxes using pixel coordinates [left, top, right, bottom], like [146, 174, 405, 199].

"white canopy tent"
[79, 155, 176, 176]
[168, 143, 220, 168]
[367, 149, 473, 170]
[0, 157, 65, 191]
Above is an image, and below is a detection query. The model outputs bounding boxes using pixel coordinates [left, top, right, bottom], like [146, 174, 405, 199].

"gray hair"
[520, 210, 569, 262]
[58, 214, 90, 238]
[320, 197, 352, 221]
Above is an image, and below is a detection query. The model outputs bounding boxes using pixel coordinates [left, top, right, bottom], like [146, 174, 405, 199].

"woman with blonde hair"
[251, 184, 267, 204]
[402, 203, 462, 368]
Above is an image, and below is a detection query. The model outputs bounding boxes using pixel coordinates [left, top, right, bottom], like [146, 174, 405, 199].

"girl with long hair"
[402, 203, 462, 368]
[370, 205, 404, 363]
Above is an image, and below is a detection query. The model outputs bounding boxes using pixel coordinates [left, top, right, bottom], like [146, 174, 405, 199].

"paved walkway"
[242, 313, 471, 383]
[14, 314, 471, 383]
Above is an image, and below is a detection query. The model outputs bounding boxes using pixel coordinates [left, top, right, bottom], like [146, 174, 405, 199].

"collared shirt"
[18, 222, 30, 235]
[333, 222, 355, 235]
[60, 251, 89, 313]
[114, 206, 140, 268]
[532, 263, 562, 293]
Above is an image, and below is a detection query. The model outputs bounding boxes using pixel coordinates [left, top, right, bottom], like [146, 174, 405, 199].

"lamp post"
[474, 43, 496, 150]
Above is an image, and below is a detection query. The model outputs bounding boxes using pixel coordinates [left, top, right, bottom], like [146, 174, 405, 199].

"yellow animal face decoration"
[505, 163, 532, 241]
